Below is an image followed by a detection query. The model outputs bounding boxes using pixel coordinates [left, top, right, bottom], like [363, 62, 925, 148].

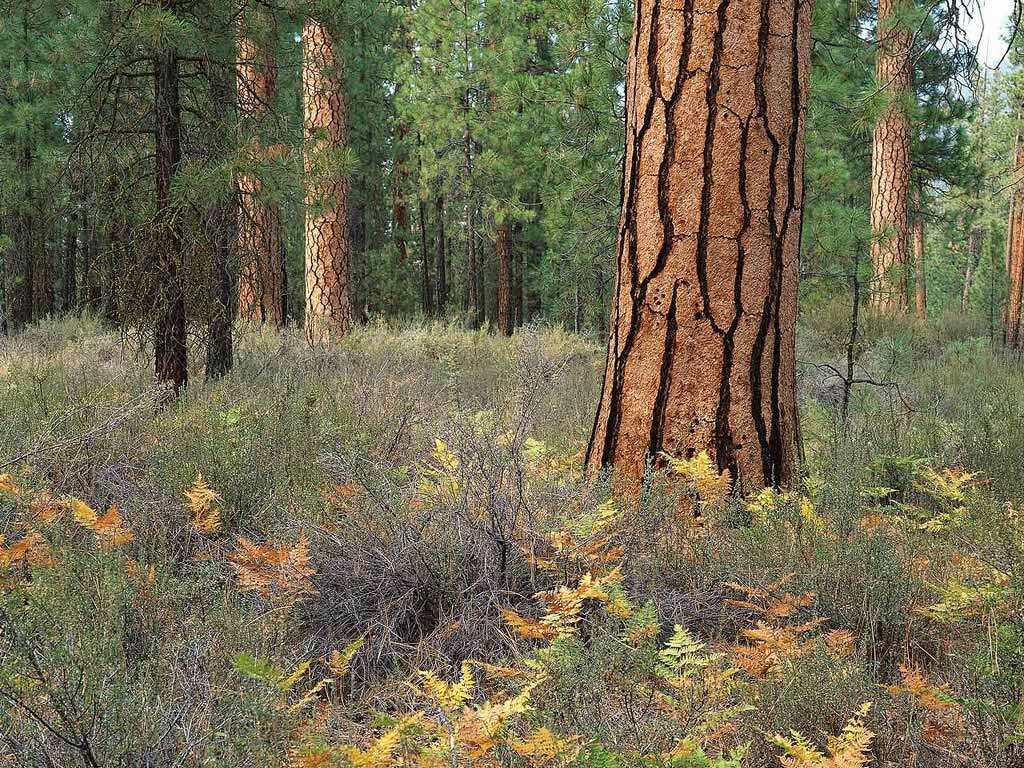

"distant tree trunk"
[35, 226, 53, 320]
[392, 121, 411, 267]
[62, 209, 78, 313]
[869, 0, 911, 312]
[236, 15, 284, 326]
[587, 0, 811, 491]
[153, 3, 188, 395]
[3, 215, 32, 331]
[1005, 134, 1023, 342]
[434, 195, 447, 317]
[206, 55, 236, 379]
[302, 18, 353, 345]
[464, 130, 479, 326]
[1008, 204, 1024, 345]
[81, 191, 102, 312]
[912, 183, 926, 320]
[8, 147, 35, 330]
[418, 190, 433, 315]
[467, 202, 479, 326]
[514, 235, 524, 328]
[962, 228, 982, 314]
[495, 221, 513, 337]
[103, 182, 121, 324]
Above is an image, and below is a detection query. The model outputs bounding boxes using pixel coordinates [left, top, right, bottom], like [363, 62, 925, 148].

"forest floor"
[0, 309, 1022, 767]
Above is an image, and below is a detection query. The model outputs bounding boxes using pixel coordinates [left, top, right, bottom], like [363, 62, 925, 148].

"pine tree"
[587, 0, 811, 491]
[302, 14, 353, 344]
[870, 0, 913, 312]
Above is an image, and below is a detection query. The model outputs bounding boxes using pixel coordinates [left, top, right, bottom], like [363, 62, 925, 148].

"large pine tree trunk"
[236, 16, 284, 326]
[587, 0, 812, 492]
[495, 221, 513, 337]
[302, 19, 353, 345]
[153, 8, 188, 395]
[912, 183, 926, 320]
[869, 0, 911, 312]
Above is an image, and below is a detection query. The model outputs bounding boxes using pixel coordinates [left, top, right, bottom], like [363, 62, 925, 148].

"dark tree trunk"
[206, 54, 236, 379]
[495, 221, 513, 337]
[419, 193, 433, 315]
[63, 205, 79, 312]
[587, 0, 812, 492]
[962, 227, 983, 314]
[434, 195, 447, 317]
[153, 7, 188, 395]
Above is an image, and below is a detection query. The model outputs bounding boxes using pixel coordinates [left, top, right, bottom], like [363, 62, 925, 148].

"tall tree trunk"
[495, 220, 513, 337]
[418, 194, 433, 315]
[1005, 134, 1024, 342]
[514, 231, 524, 328]
[1008, 201, 1024, 345]
[587, 0, 811, 492]
[912, 182, 926, 320]
[302, 18, 353, 345]
[392, 121, 411, 268]
[206, 54, 236, 379]
[62, 206, 78, 312]
[4, 214, 32, 331]
[464, 129, 479, 326]
[153, 5, 188, 395]
[236, 14, 284, 326]
[467, 201, 479, 326]
[103, 181, 120, 324]
[962, 227, 982, 314]
[869, 0, 911, 312]
[434, 195, 447, 317]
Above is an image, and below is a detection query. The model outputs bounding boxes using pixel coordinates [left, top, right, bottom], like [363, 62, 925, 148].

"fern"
[772, 703, 874, 768]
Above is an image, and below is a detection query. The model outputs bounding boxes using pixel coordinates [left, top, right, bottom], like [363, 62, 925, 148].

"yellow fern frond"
[185, 473, 222, 535]
[417, 661, 475, 712]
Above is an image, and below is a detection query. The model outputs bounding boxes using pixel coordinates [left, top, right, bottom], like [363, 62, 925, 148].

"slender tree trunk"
[467, 202, 479, 326]
[4, 213, 32, 331]
[1008, 203, 1024, 345]
[206, 54, 236, 379]
[464, 129, 479, 326]
[1005, 134, 1024, 341]
[302, 18, 354, 345]
[434, 195, 447, 317]
[418, 194, 433, 315]
[103, 181, 120, 324]
[153, 4, 188, 394]
[912, 182, 926, 320]
[495, 220, 513, 337]
[63, 205, 78, 312]
[509, 224, 524, 329]
[587, 0, 812, 492]
[962, 228, 983, 314]
[236, 14, 284, 326]
[392, 121, 411, 267]
[869, 0, 912, 312]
